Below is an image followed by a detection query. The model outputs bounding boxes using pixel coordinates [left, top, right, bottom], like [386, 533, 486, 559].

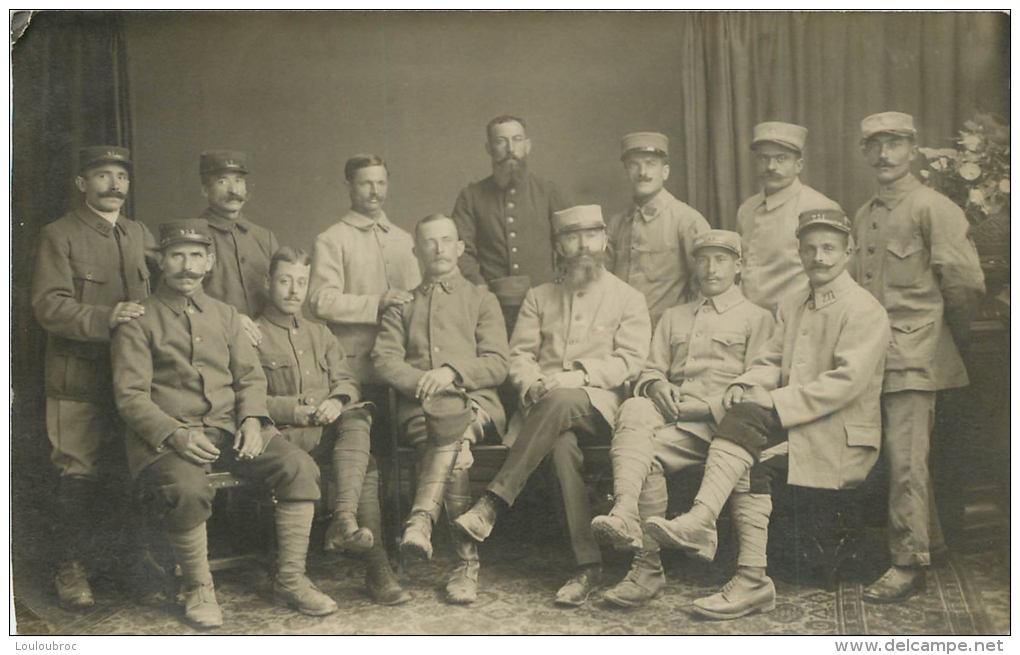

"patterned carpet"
[13, 522, 1007, 636]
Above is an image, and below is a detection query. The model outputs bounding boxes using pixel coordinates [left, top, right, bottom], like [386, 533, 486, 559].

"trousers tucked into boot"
[402, 438, 465, 560]
[359, 463, 410, 605]
[443, 467, 480, 604]
[56, 475, 99, 565]
[331, 410, 372, 516]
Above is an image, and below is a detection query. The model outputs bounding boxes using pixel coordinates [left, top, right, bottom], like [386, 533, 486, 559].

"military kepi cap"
[751, 122, 807, 153]
[159, 218, 214, 249]
[861, 112, 916, 141]
[795, 209, 851, 237]
[620, 132, 669, 160]
[200, 150, 249, 177]
[692, 229, 742, 258]
[79, 146, 131, 172]
[552, 205, 606, 235]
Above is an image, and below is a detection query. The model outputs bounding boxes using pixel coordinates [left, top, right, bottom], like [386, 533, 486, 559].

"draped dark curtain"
[11, 10, 133, 567]
[674, 13, 1010, 229]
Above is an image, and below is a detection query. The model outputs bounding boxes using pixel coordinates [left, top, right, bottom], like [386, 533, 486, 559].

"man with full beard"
[454, 205, 651, 607]
[451, 115, 571, 332]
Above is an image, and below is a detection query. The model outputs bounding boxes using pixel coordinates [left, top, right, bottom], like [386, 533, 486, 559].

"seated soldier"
[455, 205, 651, 607]
[372, 214, 509, 605]
[112, 220, 334, 628]
[590, 229, 774, 608]
[645, 209, 891, 620]
[255, 247, 409, 605]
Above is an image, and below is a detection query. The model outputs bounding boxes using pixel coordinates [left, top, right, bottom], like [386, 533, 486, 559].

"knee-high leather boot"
[401, 392, 474, 561]
[443, 467, 480, 604]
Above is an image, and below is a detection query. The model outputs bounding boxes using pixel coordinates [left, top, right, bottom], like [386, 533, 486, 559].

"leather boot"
[555, 564, 602, 608]
[591, 495, 642, 551]
[862, 566, 926, 604]
[273, 501, 338, 616]
[444, 468, 480, 605]
[644, 502, 718, 561]
[167, 524, 221, 629]
[358, 466, 411, 606]
[603, 549, 665, 608]
[401, 440, 463, 561]
[692, 566, 776, 620]
[54, 476, 97, 609]
[324, 511, 373, 554]
[454, 492, 502, 542]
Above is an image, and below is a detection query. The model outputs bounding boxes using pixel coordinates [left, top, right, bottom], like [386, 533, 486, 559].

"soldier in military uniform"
[455, 205, 651, 607]
[606, 132, 710, 327]
[849, 112, 985, 604]
[255, 247, 409, 606]
[198, 150, 279, 347]
[31, 146, 157, 608]
[590, 230, 774, 609]
[451, 115, 571, 332]
[736, 122, 842, 315]
[307, 154, 420, 577]
[645, 210, 891, 620]
[372, 214, 509, 604]
[112, 220, 332, 628]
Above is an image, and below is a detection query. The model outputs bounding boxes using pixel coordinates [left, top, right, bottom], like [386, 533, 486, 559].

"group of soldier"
[30, 110, 986, 630]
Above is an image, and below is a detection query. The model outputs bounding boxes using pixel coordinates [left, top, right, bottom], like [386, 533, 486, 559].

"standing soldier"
[256, 247, 409, 606]
[112, 220, 331, 628]
[372, 214, 509, 604]
[737, 122, 842, 315]
[590, 230, 774, 608]
[308, 154, 420, 577]
[850, 112, 985, 604]
[606, 132, 710, 327]
[455, 205, 651, 607]
[451, 115, 571, 332]
[31, 146, 156, 608]
[198, 150, 278, 347]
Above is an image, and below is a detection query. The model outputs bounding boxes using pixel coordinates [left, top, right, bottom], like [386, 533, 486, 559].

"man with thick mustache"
[849, 112, 985, 604]
[736, 122, 842, 315]
[307, 154, 419, 603]
[372, 214, 508, 604]
[451, 115, 571, 332]
[606, 132, 709, 327]
[198, 151, 279, 347]
[31, 146, 157, 608]
[112, 219, 331, 628]
[455, 205, 651, 607]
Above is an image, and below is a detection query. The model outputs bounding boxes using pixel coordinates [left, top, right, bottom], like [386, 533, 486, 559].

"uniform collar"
[341, 209, 392, 232]
[871, 173, 920, 210]
[202, 208, 251, 233]
[260, 305, 301, 329]
[695, 284, 745, 314]
[154, 280, 209, 315]
[419, 269, 464, 294]
[758, 177, 803, 212]
[631, 188, 674, 222]
[75, 205, 126, 237]
[807, 270, 855, 310]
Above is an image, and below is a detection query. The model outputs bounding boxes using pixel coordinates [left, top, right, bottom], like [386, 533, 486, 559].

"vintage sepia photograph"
[8, 10, 1010, 638]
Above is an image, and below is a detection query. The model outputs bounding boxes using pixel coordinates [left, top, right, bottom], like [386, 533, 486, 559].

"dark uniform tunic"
[201, 209, 279, 317]
[31, 205, 156, 477]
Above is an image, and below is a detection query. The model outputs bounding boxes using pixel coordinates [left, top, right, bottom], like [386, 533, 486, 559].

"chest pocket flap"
[711, 332, 745, 347]
[257, 350, 293, 370]
[69, 258, 109, 283]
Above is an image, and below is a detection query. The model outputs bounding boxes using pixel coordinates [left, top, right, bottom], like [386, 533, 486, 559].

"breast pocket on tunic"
[887, 319, 937, 369]
[669, 333, 690, 366]
[639, 247, 681, 281]
[69, 258, 110, 305]
[710, 332, 747, 372]
[257, 350, 297, 397]
[885, 238, 927, 288]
